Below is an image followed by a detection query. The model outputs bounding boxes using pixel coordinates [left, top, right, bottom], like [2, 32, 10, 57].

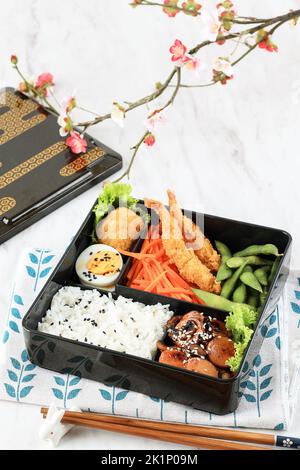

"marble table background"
[0, 0, 299, 450]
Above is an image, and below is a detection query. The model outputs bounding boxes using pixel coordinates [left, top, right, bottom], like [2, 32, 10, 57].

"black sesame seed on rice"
[38, 286, 174, 361]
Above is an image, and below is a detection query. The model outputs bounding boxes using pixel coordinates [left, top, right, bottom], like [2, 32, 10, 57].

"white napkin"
[0, 247, 299, 430]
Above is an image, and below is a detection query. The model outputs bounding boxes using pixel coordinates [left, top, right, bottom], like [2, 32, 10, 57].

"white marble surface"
[0, 0, 300, 450]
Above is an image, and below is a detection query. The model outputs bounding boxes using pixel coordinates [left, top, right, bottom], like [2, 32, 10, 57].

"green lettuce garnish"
[93, 183, 139, 227]
[225, 304, 258, 373]
[92, 183, 148, 240]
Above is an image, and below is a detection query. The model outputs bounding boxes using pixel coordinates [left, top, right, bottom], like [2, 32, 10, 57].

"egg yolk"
[87, 251, 122, 276]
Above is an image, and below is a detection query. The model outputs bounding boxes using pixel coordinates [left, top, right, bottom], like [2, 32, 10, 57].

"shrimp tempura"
[167, 190, 221, 273]
[145, 198, 221, 294]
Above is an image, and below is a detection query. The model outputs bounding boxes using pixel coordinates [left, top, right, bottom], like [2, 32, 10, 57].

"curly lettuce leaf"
[93, 183, 139, 227]
[226, 342, 246, 373]
[225, 304, 258, 372]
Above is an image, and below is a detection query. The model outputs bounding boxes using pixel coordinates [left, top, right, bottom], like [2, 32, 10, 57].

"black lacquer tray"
[22, 200, 292, 415]
[0, 87, 122, 244]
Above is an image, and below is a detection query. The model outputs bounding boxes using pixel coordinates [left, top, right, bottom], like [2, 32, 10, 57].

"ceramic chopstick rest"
[39, 404, 81, 447]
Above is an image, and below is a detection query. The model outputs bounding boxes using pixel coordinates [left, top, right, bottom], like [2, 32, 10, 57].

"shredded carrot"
[125, 229, 204, 305]
[159, 288, 192, 295]
[146, 271, 168, 291]
[118, 249, 154, 260]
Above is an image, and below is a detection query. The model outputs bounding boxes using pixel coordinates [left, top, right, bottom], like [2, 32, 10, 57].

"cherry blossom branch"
[171, 82, 215, 88]
[10, 5, 300, 180]
[113, 67, 182, 182]
[232, 20, 285, 67]
[132, 1, 296, 26]
[14, 64, 60, 115]
[113, 131, 149, 184]
[77, 68, 178, 128]
[72, 9, 300, 128]
[168, 17, 292, 89]
[13, 8, 300, 126]
[189, 9, 300, 55]
[131, 0, 198, 16]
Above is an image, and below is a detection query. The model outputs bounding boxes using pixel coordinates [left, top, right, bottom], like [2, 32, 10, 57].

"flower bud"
[144, 133, 156, 147]
[11, 55, 18, 65]
[18, 82, 28, 93]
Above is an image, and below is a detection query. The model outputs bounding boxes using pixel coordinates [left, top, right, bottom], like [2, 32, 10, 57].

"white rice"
[38, 286, 173, 360]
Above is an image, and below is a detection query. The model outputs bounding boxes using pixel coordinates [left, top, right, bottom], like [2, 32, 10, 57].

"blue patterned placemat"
[0, 248, 299, 430]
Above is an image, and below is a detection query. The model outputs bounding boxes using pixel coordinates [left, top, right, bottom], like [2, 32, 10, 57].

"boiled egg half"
[75, 244, 123, 288]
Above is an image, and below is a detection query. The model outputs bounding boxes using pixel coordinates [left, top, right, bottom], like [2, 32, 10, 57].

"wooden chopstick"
[41, 408, 269, 450]
[42, 408, 274, 446]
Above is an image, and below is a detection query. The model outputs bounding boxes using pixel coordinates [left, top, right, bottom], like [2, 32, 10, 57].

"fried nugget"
[96, 207, 144, 251]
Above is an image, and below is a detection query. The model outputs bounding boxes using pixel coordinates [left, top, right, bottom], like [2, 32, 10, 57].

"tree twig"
[113, 67, 181, 182]
[169, 82, 215, 88]
[113, 131, 149, 183]
[12, 6, 300, 182]
[133, 0, 201, 16]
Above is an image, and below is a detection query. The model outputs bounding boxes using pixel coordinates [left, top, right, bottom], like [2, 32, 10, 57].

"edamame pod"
[254, 266, 271, 287]
[247, 289, 260, 308]
[216, 265, 233, 282]
[234, 244, 281, 258]
[233, 283, 247, 303]
[215, 241, 232, 258]
[259, 287, 269, 307]
[268, 257, 281, 284]
[221, 260, 249, 299]
[226, 256, 273, 268]
[243, 265, 253, 273]
[192, 288, 254, 313]
[240, 271, 263, 293]
[215, 241, 233, 282]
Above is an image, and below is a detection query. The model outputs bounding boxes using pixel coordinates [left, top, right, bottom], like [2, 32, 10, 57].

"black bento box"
[0, 88, 122, 245]
[22, 202, 292, 415]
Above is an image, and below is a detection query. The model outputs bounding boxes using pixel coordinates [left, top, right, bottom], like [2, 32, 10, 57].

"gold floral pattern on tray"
[0, 197, 16, 216]
[59, 147, 106, 177]
[0, 90, 46, 146]
[0, 141, 67, 190]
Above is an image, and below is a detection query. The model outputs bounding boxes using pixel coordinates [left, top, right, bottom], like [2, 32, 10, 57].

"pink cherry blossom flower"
[35, 73, 54, 96]
[212, 69, 233, 85]
[200, 8, 221, 42]
[213, 57, 233, 77]
[182, 0, 201, 17]
[58, 114, 73, 137]
[182, 55, 205, 74]
[66, 131, 87, 154]
[144, 133, 156, 147]
[19, 76, 35, 94]
[169, 39, 187, 62]
[256, 30, 278, 52]
[163, 0, 180, 18]
[19, 82, 28, 93]
[145, 108, 166, 132]
[111, 102, 126, 128]
[217, 1, 236, 14]
[64, 95, 77, 114]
